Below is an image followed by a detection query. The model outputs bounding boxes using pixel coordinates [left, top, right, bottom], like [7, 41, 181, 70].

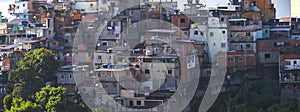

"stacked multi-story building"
[2, 0, 300, 111]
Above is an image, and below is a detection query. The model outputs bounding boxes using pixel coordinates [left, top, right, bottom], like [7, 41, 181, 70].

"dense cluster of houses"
[0, 0, 299, 111]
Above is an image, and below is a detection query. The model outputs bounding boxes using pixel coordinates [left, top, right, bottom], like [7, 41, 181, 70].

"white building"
[206, 17, 228, 64]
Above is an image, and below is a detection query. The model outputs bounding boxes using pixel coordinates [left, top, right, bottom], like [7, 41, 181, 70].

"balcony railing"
[285, 65, 300, 70]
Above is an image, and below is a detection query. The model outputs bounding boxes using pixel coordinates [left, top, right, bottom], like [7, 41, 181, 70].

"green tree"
[16, 48, 59, 82]
[267, 99, 299, 112]
[4, 48, 91, 111]
[3, 93, 13, 110]
[8, 97, 41, 112]
[7, 48, 59, 98]
[35, 86, 66, 112]
[35, 86, 91, 112]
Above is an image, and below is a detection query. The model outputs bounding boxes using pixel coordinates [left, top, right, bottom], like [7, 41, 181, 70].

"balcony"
[99, 29, 121, 40]
[95, 64, 129, 72]
[229, 25, 262, 31]
[285, 65, 300, 70]
[280, 72, 300, 83]
[229, 36, 254, 42]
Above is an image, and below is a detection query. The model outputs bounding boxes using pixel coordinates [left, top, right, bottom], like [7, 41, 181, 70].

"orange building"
[172, 14, 190, 28]
[240, 0, 276, 21]
[217, 50, 256, 73]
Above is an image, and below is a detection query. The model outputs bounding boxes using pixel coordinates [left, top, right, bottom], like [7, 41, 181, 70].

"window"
[246, 44, 251, 49]
[167, 47, 171, 53]
[137, 101, 142, 106]
[188, 55, 195, 63]
[69, 74, 73, 79]
[47, 19, 51, 28]
[180, 18, 185, 23]
[23, 4, 25, 7]
[101, 41, 108, 46]
[194, 30, 199, 35]
[294, 61, 297, 64]
[265, 29, 268, 33]
[115, 33, 119, 38]
[168, 70, 172, 74]
[210, 32, 214, 37]
[221, 18, 224, 21]
[246, 32, 250, 36]
[200, 32, 204, 35]
[88, 24, 94, 28]
[98, 56, 102, 60]
[264, 54, 271, 59]
[285, 61, 291, 65]
[143, 58, 152, 62]
[228, 57, 234, 62]
[206, 70, 211, 75]
[221, 43, 226, 48]
[129, 101, 133, 106]
[90, 4, 94, 8]
[238, 57, 243, 62]
[145, 69, 150, 74]
[61, 75, 64, 79]
[213, 43, 216, 46]
[222, 30, 226, 34]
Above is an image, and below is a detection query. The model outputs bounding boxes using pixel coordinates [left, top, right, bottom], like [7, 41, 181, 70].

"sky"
[177, 0, 291, 18]
[0, 0, 291, 19]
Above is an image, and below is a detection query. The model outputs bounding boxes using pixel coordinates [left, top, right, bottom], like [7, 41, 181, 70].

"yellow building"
[291, 0, 300, 17]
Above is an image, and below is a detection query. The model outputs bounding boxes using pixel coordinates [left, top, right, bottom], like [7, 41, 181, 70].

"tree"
[3, 93, 13, 110]
[6, 86, 91, 112]
[4, 48, 91, 111]
[8, 97, 41, 112]
[35, 86, 66, 112]
[267, 99, 299, 112]
[16, 48, 59, 82]
[209, 79, 297, 112]
[7, 48, 59, 98]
